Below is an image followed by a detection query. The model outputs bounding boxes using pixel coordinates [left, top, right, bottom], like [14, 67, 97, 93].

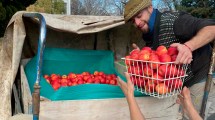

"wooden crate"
[20, 59, 181, 120]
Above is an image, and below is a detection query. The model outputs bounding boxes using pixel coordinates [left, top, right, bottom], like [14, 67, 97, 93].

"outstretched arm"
[117, 72, 145, 120]
[177, 87, 203, 120]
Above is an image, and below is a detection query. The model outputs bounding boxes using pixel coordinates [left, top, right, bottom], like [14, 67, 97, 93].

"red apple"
[60, 78, 68, 84]
[86, 78, 94, 83]
[97, 76, 104, 80]
[125, 56, 132, 66]
[141, 46, 152, 52]
[159, 54, 171, 62]
[156, 45, 168, 56]
[77, 80, 84, 84]
[76, 74, 83, 79]
[165, 79, 183, 89]
[149, 54, 160, 69]
[150, 74, 164, 84]
[109, 79, 117, 85]
[62, 75, 67, 79]
[70, 77, 78, 82]
[100, 78, 106, 84]
[51, 74, 57, 78]
[94, 71, 99, 76]
[68, 73, 76, 79]
[168, 47, 178, 56]
[145, 85, 153, 93]
[110, 74, 117, 79]
[130, 49, 139, 55]
[68, 82, 72, 86]
[61, 83, 67, 87]
[83, 75, 91, 81]
[138, 52, 150, 61]
[139, 49, 150, 55]
[106, 79, 110, 84]
[72, 82, 78, 86]
[173, 79, 183, 89]
[143, 66, 153, 76]
[158, 64, 169, 77]
[168, 65, 178, 77]
[155, 83, 168, 94]
[94, 79, 100, 84]
[82, 72, 90, 76]
[52, 81, 61, 90]
[145, 80, 157, 93]
[177, 69, 185, 76]
[128, 66, 143, 75]
[131, 76, 146, 88]
[130, 53, 139, 65]
[130, 53, 139, 60]
[149, 53, 159, 60]
[98, 72, 105, 76]
[171, 55, 177, 62]
[106, 75, 112, 80]
[44, 75, 49, 79]
[102, 74, 106, 79]
[51, 74, 60, 81]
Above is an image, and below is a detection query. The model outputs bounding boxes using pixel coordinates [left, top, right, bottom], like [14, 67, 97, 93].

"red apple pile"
[44, 71, 117, 90]
[125, 45, 186, 95]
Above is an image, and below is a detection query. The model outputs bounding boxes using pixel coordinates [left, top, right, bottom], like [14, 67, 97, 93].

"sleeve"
[173, 12, 215, 42]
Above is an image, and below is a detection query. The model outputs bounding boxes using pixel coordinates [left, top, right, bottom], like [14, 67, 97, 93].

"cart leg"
[32, 84, 40, 120]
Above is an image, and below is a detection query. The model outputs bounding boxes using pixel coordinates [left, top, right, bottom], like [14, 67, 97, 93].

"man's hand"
[130, 43, 140, 55]
[117, 72, 135, 98]
[170, 43, 193, 64]
[132, 43, 140, 50]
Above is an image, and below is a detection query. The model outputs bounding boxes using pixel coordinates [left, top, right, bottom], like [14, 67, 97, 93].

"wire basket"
[123, 57, 188, 99]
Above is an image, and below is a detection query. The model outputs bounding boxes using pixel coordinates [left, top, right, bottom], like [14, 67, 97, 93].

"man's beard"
[140, 22, 149, 34]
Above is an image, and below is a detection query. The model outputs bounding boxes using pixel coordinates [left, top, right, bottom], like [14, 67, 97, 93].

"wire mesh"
[123, 57, 188, 99]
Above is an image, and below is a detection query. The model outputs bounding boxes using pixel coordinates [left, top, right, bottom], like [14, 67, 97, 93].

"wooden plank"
[20, 62, 32, 114]
[40, 97, 180, 120]
[12, 84, 23, 114]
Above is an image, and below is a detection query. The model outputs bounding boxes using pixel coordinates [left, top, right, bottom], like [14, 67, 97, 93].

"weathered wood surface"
[39, 97, 180, 120]
[20, 59, 32, 114]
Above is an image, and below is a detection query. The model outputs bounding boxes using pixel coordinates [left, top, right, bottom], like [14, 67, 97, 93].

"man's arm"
[184, 26, 215, 51]
[171, 25, 215, 64]
[171, 12, 215, 64]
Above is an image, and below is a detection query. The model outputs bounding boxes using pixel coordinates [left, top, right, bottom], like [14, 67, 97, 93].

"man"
[118, 0, 215, 119]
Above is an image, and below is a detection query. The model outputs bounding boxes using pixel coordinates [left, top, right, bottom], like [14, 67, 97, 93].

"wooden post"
[200, 41, 215, 118]
[32, 84, 40, 120]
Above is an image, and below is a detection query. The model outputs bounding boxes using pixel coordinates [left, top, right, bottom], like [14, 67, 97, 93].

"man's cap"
[124, 0, 152, 22]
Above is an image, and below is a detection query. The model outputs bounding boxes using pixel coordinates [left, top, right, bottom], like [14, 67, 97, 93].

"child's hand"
[117, 72, 135, 98]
